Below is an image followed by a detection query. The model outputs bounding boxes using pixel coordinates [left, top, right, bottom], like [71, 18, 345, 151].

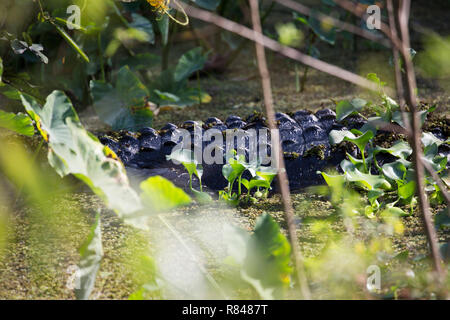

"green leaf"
[367, 73, 386, 91]
[75, 213, 103, 300]
[140, 176, 191, 212]
[174, 47, 208, 82]
[398, 180, 416, 201]
[244, 214, 292, 299]
[374, 140, 412, 159]
[336, 98, 367, 121]
[53, 24, 90, 63]
[341, 160, 391, 190]
[256, 166, 278, 186]
[0, 110, 34, 136]
[381, 159, 410, 181]
[344, 130, 374, 155]
[129, 13, 155, 44]
[90, 66, 152, 130]
[21, 91, 144, 227]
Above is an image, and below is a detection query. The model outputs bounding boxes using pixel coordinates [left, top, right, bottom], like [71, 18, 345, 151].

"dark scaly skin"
[99, 109, 449, 192]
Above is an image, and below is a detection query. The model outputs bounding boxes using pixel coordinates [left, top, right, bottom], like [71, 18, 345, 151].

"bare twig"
[174, 1, 394, 96]
[395, 0, 445, 281]
[249, 0, 311, 300]
[273, 0, 391, 47]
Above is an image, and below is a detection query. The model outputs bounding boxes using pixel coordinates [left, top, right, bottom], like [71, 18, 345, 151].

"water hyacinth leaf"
[0, 110, 34, 136]
[329, 129, 355, 145]
[344, 130, 374, 155]
[140, 176, 191, 213]
[382, 160, 409, 181]
[174, 47, 208, 82]
[256, 167, 278, 185]
[368, 189, 384, 207]
[336, 98, 367, 121]
[421, 132, 445, 148]
[374, 140, 412, 159]
[398, 180, 416, 201]
[75, 213, 103, 300]
[341, 160, 391, 190]
[129, 13, 155, 44]
[90, 66, 152, 130]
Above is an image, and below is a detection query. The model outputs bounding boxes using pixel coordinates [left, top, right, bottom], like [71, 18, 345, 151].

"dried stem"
[395, 0, 445, 281]
[248, 0, 311, 300]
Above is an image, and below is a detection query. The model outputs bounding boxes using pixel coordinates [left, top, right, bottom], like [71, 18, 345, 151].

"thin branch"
[273, 0, 391, 47]
[395, 0, 445, 281]
[249, 0, 311, 300]
[174, 1, 395, 96]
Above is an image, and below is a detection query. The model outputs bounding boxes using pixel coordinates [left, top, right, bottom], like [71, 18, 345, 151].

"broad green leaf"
[11, 40, 49, 64]
[256, 166, 278, 186]
[140, 176, 191, 212]
[374, 140, 412, 159]
[174, 47, 208, 82]
[242, 177, 270, 191]
[344, 130, 374, 155]
[244, 214, 292, 299]
[398, 180, 416, 201]
[329, 129, 355, 145]
[368, 189, 384, 207]
[21, 90, 79, 143]
[75, 213, 103, 300]
[336, 98, 367, 121]
[421, 132, 445, 148]
[0, 110, 34, 136]
[341, 160, 391, 190]
[90, 66, 152, 130]
[382, 159, 410, 181]
[129, 13, 155, 44]
[21, 91, 144, 226]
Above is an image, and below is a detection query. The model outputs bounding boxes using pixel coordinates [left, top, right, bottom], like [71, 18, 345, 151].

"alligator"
[98, 109, 449, 192]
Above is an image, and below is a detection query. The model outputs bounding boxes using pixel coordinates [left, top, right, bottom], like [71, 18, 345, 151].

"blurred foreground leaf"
[75, 213, 103, 300]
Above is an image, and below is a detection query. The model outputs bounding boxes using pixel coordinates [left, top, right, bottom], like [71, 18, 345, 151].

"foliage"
[75, 213, 103, 300]
[225, 213, 292, 299]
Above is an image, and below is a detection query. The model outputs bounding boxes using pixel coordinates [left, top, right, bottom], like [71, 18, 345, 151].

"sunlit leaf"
[129, 13, 155, 44]
[0, 110, 34, 136]
[140, 176, 191, 212]
[335, 98, 367, 121]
